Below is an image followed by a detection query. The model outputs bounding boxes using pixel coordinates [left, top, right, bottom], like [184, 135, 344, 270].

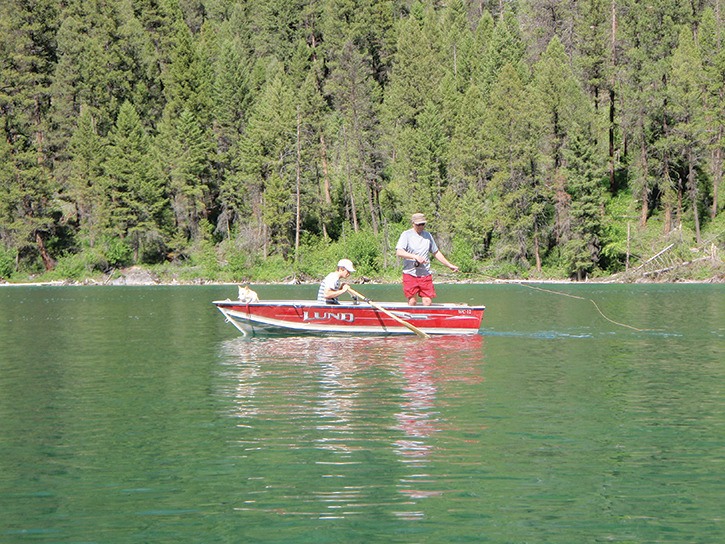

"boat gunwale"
[213, 299, 486, 311]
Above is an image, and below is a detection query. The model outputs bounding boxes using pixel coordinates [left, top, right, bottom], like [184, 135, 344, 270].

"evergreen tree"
[212, 37, 253, 153]
[297, 61, 334, 239]
[667, 26, 706, 243]
[162, 18, 213, 127]
[532, 36, 589, 170]
[66, 106, 107, 247]
[0, 0, 60, 271]
[382, 6, 443, 128]
[321, 0, 396, 88]
[447, 84, 490, 193]
[230, 62, 297, 257]
[162, 108, 214, 251]
[574, 0, 618, 191]
[393, 100, 448, 219]
[473, 9, 527, 98]
[531, 36, 593, 245]
[617, 0, 692, 227]
[700, 6, 725, 220]
[561, 125, 606, 279]
[440, 0, 474, 88]
[102, 101, 168, 262]
[0, 126, 58, 272]
[484, 64, 547, 272]
[467, 9, 495, 81]
[326, 41, 383, 233]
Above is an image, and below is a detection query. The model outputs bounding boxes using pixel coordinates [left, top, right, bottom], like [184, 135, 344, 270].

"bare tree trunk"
[712, 126, 723, 219]
[295, 109, 301, 264]
[367, 181, 379, 236]
[639, 139, 649, 227]
[609, 0, 618, 193]
[609, 89, 616, 193]
[664, 198, 672, 233]
[35, 231, 55, 271]
[319, 133, 332, 239]
[688, 147, 702, 244]
[342, 125, 359, 232]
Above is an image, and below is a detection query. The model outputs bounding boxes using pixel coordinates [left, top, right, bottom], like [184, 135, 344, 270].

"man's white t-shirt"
[396, 229, 438, 277]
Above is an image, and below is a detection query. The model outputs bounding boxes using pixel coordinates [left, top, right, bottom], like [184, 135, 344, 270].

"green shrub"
[0, 246, 15, 278]
[248, 254, 293, 282]
[449, 237, 477, 274]
[53, 252, 90, 280]
[104, 238, 133, 268]
[343, 228, 384, 276]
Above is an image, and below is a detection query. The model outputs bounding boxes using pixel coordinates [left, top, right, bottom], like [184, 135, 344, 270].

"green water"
[1, 284, 723, 543]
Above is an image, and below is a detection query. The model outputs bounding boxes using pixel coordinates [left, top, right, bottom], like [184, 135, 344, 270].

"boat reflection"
[218, 334, 485, 519]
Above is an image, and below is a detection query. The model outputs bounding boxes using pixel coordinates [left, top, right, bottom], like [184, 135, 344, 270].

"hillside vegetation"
[1, 0, 724, 284]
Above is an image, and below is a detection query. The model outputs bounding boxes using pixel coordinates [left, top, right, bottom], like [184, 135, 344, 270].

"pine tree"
[382, 7, 443, 128]
[574, 0, 618, 192]
[66, 106, 107, 247]
[473, 9, 527, 98]
[667, 26, 706, 243]
[162, 109, 214, 250]
[102, 101, 168, 262]
[246, 0, 303, 64]
[297, 62, 334, 239]
[700, 6, 725, 220]
[531, 36, 593, 245]
[394, 100, 447, 219]
[0, 0, 60, 271]
[447, 84, 490, 194]
[484, 64, 547, 272]
[326, 41, 383, 234]
[321, 0, 396, 88]
[532, 36, 589, 169]
[561, 125, 606, 280]
[162, 18, 213, 127]
[230, 63, 297, 257]
[617, 0, 692, 227]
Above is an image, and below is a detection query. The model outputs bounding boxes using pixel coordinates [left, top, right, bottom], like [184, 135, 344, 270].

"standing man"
[317, 259, 355, 304]
[395, 213, 458, 306]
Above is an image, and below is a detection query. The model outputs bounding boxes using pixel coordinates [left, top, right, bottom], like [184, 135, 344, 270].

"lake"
[1, 283, 724, 543]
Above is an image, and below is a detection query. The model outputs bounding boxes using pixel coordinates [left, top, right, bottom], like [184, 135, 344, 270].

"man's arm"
[433, 250, 459, 272]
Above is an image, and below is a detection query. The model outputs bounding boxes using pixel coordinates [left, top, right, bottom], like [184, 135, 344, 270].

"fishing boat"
[213, 297, 485, 337]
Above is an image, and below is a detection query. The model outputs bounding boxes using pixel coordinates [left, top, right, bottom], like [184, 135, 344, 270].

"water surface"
[1, 284, 723, 542]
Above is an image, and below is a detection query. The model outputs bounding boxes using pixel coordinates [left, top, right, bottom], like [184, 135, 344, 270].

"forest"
[1, 0, 724, 283]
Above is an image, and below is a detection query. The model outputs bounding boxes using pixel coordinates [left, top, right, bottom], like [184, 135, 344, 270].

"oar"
[346, 287, 430, 339]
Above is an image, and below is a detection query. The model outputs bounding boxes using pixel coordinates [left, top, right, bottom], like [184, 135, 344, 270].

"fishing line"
[515, 282, 651, 332]
[439, 271, 654, 332]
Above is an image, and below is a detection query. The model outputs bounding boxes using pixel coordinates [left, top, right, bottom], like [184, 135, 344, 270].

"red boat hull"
[214, 300, 484, 336]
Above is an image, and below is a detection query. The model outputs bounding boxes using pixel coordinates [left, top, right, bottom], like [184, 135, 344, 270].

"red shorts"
[403, 274, 436, 300]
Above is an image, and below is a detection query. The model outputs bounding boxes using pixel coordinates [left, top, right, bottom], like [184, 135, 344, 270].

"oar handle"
[346, 287, 369, 302]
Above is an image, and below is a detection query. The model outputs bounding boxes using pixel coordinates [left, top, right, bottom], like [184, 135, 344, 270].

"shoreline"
[2, 261, 723, 287]
[2, 276, 723, 287]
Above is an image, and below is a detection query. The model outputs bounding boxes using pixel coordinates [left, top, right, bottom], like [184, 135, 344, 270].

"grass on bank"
[2, 211, 724, 285]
